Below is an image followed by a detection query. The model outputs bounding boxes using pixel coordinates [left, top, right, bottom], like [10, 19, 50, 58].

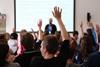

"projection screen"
[15, 0, 75, 32]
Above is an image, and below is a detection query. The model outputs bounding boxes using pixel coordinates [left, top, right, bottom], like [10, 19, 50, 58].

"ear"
[44, 47, 48, 53]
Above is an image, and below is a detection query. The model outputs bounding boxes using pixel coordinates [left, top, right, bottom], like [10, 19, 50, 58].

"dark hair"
[86, 29, 96, 53]
[0, 43, 9, 66]
[80, 36, 88, 60]
[20, 29, 27, 33]
[10, 32, 18, 40]
[87, 29, 92, 35]
[21, 33, 34, 50]
[73, 31, 79, 36]
[43, 35, 59, 54]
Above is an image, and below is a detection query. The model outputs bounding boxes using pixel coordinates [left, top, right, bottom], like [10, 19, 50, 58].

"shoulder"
[6, 63, 20, 67]
[89, 51, 100, 58]
[30, 56, 44, 66]
[31, 56, 43, 62]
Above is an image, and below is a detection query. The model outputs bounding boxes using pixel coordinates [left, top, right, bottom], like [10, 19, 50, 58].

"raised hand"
[37, 19, 43, 40]
[12, 27, 16, 33]
[52, 6, 69, 40]
[52, 6, 62, 19]
[80, 21, 84, 36]
[37, 19, 42, 30]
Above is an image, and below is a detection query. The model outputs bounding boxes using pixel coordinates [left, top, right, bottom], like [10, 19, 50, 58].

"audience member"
[29, 6, 71, 67]
[8, 32, 18, 55]
[82, 43, 100, 67]
[0, 43, 20, 67]
[15, 32, 41, 67]
[17, 29, 27, 55]
[15, 27, 40, 67]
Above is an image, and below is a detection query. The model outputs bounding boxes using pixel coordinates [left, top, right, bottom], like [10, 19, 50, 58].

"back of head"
[87, 29, 93, 35]
[73, 31, 79, 36]
[73, 31, 79, 40]
[21, 33, 34, 50]
[42, 35, 59, 54]
[20, 29, 27, 33]
[4, 33, 10, 41]
[20, 29, 27, 40]
[80, 36, 88, 58]
[10, 32, 18, 40]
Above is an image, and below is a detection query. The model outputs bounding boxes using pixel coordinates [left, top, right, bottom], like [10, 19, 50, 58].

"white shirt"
[8, 39, 18, 53]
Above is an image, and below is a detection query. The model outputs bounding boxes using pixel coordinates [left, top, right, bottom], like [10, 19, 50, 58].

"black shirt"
[15, 49, 41, 67]
[83, 51, 100, 67]
[45, 24, 57, 35]
[30, 40, 71, 67]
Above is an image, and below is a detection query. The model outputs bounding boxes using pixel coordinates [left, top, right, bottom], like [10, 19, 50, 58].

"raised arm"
[37, 19, 43, 40]
[12, 27, 16, 33]
[80, 21, 84, 36]
[31, 28, 37, 40]
[52, 6, 69, 41]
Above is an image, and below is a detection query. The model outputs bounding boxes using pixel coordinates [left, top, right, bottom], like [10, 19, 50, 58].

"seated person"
[0, 42, 20, 67]
[8, 32, 18, 55]
[15, 33, 41, 67]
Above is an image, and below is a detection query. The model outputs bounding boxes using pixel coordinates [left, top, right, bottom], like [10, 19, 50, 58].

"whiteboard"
[15, 0, 75, 32]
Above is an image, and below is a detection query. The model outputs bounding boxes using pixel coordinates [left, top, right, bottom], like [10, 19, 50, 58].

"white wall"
[0, 0, 100, 34]
[0, 0, 14, 33]
[76, 0, 100, 36]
